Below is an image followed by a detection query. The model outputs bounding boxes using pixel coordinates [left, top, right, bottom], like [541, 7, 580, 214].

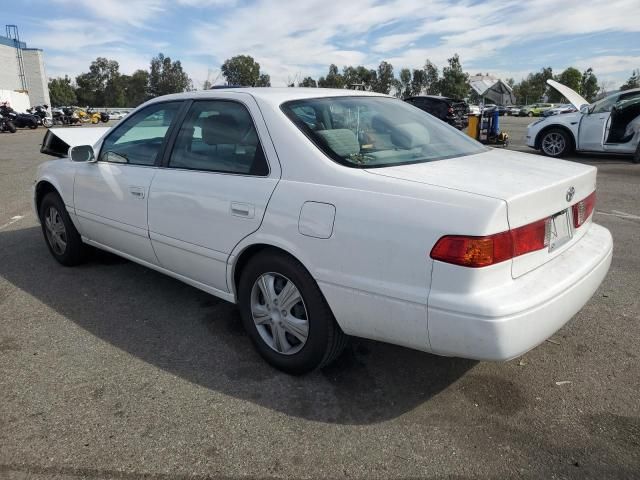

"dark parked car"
[405, 95, 469, 130]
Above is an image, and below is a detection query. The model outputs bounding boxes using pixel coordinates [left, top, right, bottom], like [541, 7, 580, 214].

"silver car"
[526, 80, 640, 162]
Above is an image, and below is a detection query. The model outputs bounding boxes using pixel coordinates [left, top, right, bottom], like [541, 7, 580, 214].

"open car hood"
[546, 79, 589, 111]
[40, 127, 110, 157]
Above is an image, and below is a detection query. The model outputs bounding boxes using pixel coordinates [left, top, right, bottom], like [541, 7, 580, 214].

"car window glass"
[283, 96, 486, 168]
[591, 95, 618, 114]
[168, 100, 268, 176]
[100, 102, 182, 165]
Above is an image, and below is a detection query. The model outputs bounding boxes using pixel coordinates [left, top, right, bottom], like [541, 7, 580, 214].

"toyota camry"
[34, 88, 613, 374]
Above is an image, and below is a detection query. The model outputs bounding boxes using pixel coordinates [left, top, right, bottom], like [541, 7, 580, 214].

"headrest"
[391, 122, 430, 149]
[316, 129, 360, 157]
[202, 114, 240, 145]
[371, 114, 393, 133]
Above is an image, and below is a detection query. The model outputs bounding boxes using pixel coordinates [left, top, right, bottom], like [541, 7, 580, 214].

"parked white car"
[35, 88, 612, 373]
[527, 80, 640, 161]
[108, 111, 125, 120]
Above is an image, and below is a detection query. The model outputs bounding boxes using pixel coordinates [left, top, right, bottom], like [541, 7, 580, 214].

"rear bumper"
[427, 222, 613, 361]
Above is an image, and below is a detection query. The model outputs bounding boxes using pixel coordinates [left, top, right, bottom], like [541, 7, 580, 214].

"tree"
[423, 60, 439, 95]
[373, 61, 394, 94]
[149, 53, 192, 97]
[299, 76, 317, 88]
[410, 69, 426, 96]
[342, 65, 377, 90]
[48, 76, 77, 106]
[203, 79, 212, 90]
[580, 68, 599, 102]
[220, 55, 264, 86]
[318, 64, 345, 88]
[256, 73, 271, 87]
[620, 69, 640, 91]
[75, 57, 121, 107]
[512, 67, 553, 104]
[125, 69, 150, 106]
[437, 54, 469, 99]
[548, 67, 582, 102]
[394, 68, 412, 98]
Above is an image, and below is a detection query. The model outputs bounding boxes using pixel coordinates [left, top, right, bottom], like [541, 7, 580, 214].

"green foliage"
[512, 67, 553, 104]
[342, 65, 377, 90]
[125, 70, 150, 106]
[394, 68, 412, 98]
[149, 53, 192, 97]
[437, 54, 469, 99]
[318, 64, 345, 88]
[299, 77, 317, 88]
[373, 61, 394, 94]
[620, 69, 640, 91]
[48, 76, 77, 107]
[75, 57, 121, 107]
[220, 55, 268, 87]
[423, 60, 440, 95]
[580, 68, 599, 102]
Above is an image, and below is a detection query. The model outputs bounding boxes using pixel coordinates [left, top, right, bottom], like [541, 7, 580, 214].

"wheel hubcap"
[250, 272, 309, 355]
[542, 133, 565, 156]
[44, 206, 67, 255]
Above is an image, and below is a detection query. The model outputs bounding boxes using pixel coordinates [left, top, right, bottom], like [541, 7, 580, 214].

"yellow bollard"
[467, 115, 480, 139]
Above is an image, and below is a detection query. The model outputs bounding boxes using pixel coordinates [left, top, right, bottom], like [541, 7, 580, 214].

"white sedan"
[527, 80, 640, 161]
[35, 88, 612, 374]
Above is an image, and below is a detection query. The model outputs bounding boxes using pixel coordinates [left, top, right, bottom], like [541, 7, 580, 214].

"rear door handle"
[129, 186, 145, 199]
[230, 202, 255, 218]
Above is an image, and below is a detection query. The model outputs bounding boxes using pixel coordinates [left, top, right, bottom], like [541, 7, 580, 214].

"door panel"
[578, 112, 609, 151]
[148, 96, 281, 293]
[73, 101, 184, 263]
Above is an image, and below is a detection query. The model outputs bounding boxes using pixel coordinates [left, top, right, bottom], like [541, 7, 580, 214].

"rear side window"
[100, 102, 182, 166]
[168, 100, 268, 176]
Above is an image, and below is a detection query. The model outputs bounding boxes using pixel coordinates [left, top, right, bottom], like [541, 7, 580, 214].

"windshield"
[282, 96, 487, 168]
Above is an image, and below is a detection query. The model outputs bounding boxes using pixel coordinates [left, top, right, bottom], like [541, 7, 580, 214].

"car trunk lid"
[366, 148, 597, 277]
[547, 79, 589, 111]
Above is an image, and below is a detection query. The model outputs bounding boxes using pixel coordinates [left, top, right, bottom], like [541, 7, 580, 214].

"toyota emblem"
[566, 187, 575, 202]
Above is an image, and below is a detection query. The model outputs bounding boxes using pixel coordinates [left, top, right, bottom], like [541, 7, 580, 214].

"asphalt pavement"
[0, 118, 638, 479]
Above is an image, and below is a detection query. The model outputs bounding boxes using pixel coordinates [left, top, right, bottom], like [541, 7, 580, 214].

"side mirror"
[69, 145, 96, 163]
[579, 105, 589, 115]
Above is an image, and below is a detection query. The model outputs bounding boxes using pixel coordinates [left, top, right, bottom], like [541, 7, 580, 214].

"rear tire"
[6, 121, 16, 133]
[540, 128, 572, 157]
[633, 143, 640, 164]
[39, 192, 86, 266]
[238, 249, 347, 374]
[528, 111, 534, 117]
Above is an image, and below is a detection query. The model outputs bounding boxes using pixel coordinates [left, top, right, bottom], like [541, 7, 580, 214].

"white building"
[0, 33, 50, 110]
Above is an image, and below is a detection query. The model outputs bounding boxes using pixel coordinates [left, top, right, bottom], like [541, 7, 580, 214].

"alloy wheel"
[250, 272, 309, 355]
[542, 132, 566, 156]
[44, 206, 67, 255]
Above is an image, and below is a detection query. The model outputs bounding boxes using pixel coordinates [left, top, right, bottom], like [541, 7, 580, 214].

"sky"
[3, 0, 640, 90]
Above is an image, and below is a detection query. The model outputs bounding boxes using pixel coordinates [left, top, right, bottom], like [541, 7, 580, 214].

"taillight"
[430, 218, 550, 268]
[572, 191, 596, 228]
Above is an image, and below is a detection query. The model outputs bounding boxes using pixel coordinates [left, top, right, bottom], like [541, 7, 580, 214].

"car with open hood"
[34, 88, 612, 374]
[527, 80, 640, 161]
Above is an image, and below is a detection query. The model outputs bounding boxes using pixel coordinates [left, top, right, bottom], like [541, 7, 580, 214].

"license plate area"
[547, 209, 573, 252]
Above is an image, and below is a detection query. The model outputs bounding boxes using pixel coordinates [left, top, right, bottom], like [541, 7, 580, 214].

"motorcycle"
[0, 103, 38, 129]
[0, 115, 17, 133]
[26, 104, 53, 128]
[86, 108, 110, 124]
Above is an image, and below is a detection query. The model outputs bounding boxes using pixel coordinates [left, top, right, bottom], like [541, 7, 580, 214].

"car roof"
[147, 87, 390, 108]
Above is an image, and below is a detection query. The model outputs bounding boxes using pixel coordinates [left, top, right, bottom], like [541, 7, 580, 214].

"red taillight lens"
[572, 191, 596, 228]
[430, 218, 550, 268]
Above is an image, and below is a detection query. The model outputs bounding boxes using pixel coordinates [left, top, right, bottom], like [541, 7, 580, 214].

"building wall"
[23, 49, 50, 107]
[0, 37, 50, 110]
[0, 43, 22, 92]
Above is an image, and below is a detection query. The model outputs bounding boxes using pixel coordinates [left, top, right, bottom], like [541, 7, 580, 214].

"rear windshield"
[282, 96, 486, 168]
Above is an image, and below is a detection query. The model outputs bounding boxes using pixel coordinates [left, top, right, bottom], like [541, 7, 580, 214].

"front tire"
[39, 192, 86, 266]
[633, 143, 640, 164]
[238, 250, 347, 374]
[540, 128, 572, 157]
[528, 111, 534, 117]
[6, 121, 16, 133]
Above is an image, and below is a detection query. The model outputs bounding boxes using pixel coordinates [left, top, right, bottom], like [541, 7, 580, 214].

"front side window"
[590, 95, 618, 114]
[168, 100, 268, 176]
[282, 96, 487, 168]
[100, 102, 182, 165]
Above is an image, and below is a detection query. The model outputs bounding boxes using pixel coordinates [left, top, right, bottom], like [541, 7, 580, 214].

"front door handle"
[230, 202, 255, 218]
[129, 186, 145, 199]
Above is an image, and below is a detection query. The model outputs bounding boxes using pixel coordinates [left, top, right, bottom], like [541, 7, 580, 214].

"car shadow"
[0, 226, 476, 425]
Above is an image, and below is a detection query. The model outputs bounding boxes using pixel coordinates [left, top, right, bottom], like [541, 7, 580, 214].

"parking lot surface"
[1, 117, 639, 479]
